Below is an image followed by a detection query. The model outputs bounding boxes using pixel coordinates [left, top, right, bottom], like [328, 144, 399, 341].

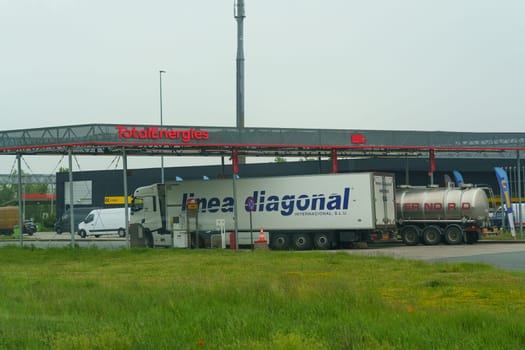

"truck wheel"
[56, 228, 62, 234]
[79, 230, 87, 238]
[271, 233, 289, 250]
[118, 228, 126, 237]
[422, 225, 441, 245]
[313, 232, 331, 250]
[444, 225, 463, 245]
[401, 226, 420, 246]
[144, 230, 154, 248]
[292, 233, 312, 250]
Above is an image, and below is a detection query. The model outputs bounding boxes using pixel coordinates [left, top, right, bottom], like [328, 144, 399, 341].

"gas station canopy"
[1, 124, 524, 158]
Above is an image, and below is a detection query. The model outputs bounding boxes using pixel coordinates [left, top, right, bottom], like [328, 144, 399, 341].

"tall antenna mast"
[234, 0, 245, 130]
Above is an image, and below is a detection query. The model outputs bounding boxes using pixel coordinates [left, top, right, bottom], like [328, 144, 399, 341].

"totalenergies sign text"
[116, 126, 209, 143]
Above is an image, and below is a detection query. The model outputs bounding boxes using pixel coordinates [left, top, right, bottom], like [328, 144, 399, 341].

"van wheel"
[118, 228, 126, 237]
[79, 230, 87, 238]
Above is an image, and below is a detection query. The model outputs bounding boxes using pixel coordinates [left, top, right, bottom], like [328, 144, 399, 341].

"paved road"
[0, 231, 127, 249]
[345, 242, 525, 272]
[2, 232, 525, 272]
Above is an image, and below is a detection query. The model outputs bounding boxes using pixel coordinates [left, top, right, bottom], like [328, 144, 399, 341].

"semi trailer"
[129, 173, 491, 249]
[130, 172, 396, 249]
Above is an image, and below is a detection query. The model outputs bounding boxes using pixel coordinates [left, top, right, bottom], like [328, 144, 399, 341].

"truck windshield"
[131, 197, 143, 212]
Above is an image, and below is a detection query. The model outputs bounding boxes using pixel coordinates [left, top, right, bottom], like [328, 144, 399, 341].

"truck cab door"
[132, 195, 162, 233]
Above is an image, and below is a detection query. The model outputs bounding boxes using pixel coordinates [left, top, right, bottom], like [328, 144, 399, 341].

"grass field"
[484, 229, 525, 240]
[0, 246, 524, 349]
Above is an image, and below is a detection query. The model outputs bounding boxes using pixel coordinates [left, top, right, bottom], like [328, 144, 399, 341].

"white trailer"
[78, 208, 129, 238]
[129, 172, 396, 249]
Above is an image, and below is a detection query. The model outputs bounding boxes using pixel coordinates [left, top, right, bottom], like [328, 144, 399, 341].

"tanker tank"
[396, 186, 490, 225]
[395, 185, 490, 246]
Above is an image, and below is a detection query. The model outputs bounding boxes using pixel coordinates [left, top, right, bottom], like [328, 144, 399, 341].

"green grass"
[483, 229, 525, 240]
[0, 247, 524, 349]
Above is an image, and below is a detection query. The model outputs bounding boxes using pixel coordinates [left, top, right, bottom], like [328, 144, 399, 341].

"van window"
[84, 213, 94, 223]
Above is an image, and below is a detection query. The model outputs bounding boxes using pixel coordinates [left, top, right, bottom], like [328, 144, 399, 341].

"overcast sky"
[1, 0, 524, 174]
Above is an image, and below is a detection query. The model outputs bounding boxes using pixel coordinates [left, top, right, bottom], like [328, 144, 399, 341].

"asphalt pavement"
[2, 232, 525, 272]
[344, 241, 525, 272]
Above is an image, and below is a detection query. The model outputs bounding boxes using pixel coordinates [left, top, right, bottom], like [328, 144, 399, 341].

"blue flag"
[494, 167, 515, 237]
[453, 170, 464, 187]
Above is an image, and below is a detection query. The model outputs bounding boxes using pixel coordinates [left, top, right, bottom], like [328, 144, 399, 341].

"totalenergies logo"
[116, 126, 209, 143]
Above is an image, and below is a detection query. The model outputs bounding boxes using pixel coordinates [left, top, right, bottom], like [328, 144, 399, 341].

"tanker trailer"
[396, 185, 490, 245]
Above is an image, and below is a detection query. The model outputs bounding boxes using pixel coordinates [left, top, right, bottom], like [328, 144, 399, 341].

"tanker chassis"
[130, 172, 397, 249]
[129, 173, 491, 249]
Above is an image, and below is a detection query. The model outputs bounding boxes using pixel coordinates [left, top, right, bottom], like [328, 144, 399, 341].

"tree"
[0, 185, 16, 206]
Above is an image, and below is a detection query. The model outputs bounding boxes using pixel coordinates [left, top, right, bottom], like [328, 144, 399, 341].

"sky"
[1, 0, 525, 175]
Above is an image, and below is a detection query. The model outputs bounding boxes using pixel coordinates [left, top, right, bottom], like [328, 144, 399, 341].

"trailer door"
[373, 175, 396, 227]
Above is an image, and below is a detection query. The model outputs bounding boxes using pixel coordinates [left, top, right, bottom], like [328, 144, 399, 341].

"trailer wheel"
[292, 233, 312, 250]
[401, 226, 420, 246]
[79, 229, 87, 238]
[444, 225, 463, 245]
[271, 233, 289, 250]
[118, 228, 126, 237]
[313, 232, 331, 250]
[422, 225, 442, 245]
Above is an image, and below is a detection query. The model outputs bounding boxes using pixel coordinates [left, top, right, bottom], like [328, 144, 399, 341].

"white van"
[78, 208, 128, 238]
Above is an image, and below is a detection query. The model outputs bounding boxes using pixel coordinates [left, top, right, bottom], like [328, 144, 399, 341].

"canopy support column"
[68, 147, 75, 247]
[17, 154, 23, 247]
[232, 148, 239, 250]
[122, 148, 130, 248]
[331, 149, 338, 174]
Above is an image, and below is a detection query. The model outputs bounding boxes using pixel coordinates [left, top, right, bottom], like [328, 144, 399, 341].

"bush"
[41, 213, 56, 230]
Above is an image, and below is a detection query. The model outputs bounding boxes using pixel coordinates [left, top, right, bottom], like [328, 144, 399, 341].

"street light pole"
[159, 70, 166, 183]
[235, 0, 246, 164]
